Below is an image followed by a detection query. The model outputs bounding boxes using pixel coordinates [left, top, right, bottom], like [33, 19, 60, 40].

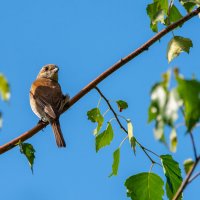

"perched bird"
[30, 64, 69, 147]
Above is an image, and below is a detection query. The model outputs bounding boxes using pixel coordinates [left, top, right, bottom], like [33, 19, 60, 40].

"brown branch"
[188, 171, 200, 184]
[0, 7, 200, 155]
[95, 86, 161, 166]
[173, 156, 200, 200]
[189, 131, 198, 160]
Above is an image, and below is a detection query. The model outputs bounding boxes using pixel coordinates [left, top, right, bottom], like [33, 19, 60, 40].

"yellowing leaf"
[167, 36, 193, 63]
[127, 120, 136, 154]
[170, 128, 178, 152]
[127, 119, 133, 141]
[0, 74, 10, 101]
[184, 158, 194, 174]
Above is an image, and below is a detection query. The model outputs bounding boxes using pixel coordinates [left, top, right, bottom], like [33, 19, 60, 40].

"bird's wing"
[31, 79, 63, 120]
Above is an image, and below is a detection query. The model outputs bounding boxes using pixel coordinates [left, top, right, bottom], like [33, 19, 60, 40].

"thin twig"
[95, 86, 161, 166]
[97, 96, 102, 108]
[103, 108, 110, 117]
[119, 136, 128, 148]
[172, 156, 200, 200]
[136, 140, 160, 158]
[0, 7, 200, 154]
[94, 87, 127, 134]
[188, 171, 200, 184]
[189, 131, 198, 160]
[149, 163, 154, 173]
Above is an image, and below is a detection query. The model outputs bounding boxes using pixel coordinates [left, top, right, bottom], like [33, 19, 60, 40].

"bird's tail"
[51, 120, 66, 147]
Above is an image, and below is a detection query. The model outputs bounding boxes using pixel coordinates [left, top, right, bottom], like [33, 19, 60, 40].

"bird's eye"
[44, 66, 48, 71]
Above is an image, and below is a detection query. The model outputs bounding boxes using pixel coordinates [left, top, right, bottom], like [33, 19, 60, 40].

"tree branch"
[95, 86, 161, 166]
[189, 131, 198, 160]
[188, 171, 200, 184]
[173, 156, 200, 200]
[0, 7, 200, 155]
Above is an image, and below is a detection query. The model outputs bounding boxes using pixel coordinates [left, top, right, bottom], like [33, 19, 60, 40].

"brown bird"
[30, 64, 69, 147]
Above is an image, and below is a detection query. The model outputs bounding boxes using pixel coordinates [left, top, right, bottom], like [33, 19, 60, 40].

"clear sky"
[0, 0, 200, 200]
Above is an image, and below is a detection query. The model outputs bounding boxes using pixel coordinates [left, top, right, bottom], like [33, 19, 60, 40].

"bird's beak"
[54, 68, 59, 73]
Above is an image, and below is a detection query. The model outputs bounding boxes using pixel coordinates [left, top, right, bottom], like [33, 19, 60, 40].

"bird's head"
[37, 64, 59, 81]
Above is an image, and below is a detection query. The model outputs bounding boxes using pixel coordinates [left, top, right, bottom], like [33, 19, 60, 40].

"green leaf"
[155, 0, 169, 14]
[95, 122, 114, 152]
[180, 0, 196, 12]
[0, 74, 10, 101]
[116, 100, 128, 112]
[147, 2, 165, 32]
[176, 77, 200, 131]
[87, 108, 104, 135]
[19, 142, 35, 173]
[109, 148, 120, 177]
[181, 0, 200, 6]
[183, 158, 194, 174]
[170, 128, 178, 152]
[161, 155, 183, 200]
[167, 36, 193, 63]
[125, 172, 164, 200]
[127, 120, 136, 154]
[166, 5, 183, 25]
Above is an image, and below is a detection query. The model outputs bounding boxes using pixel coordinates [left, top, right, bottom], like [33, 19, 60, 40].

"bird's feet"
[37, 119, 47, 131]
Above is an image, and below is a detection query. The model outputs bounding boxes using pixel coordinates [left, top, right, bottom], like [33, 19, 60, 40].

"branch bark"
[172, 156, 200, 200]
[0, 7, 200, 154]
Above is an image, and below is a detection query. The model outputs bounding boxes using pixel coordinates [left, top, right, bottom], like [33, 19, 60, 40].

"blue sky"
[0, 1, 200, 199]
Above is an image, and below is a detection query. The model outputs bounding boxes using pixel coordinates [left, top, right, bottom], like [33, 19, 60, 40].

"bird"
[30, 64, 69, 147]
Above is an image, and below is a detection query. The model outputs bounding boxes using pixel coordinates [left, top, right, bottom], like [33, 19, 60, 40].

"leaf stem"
[149, 163, 154, 173]
[103, 108, 110, 117]
[95, 86, 161, 166]
[97, 96, 102, 108]
[119, 136, 128, 148]
[188, 171, 200, 184]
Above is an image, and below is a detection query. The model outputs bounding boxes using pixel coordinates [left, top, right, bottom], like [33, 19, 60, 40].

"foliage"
[125, 172, 164, 200]
[0, 74, 10, 101]
[95, 122, 114, 152]
[116, 100, 128, 112]
[183, 158, 194, 174]
[19, 142, 36, 173]
[161, 155, 183, 200]
[0, 74, 10, 129]
[86, 1, 200, 199]
[1, 0, 200, 200]
[109, 148, 120, 177]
